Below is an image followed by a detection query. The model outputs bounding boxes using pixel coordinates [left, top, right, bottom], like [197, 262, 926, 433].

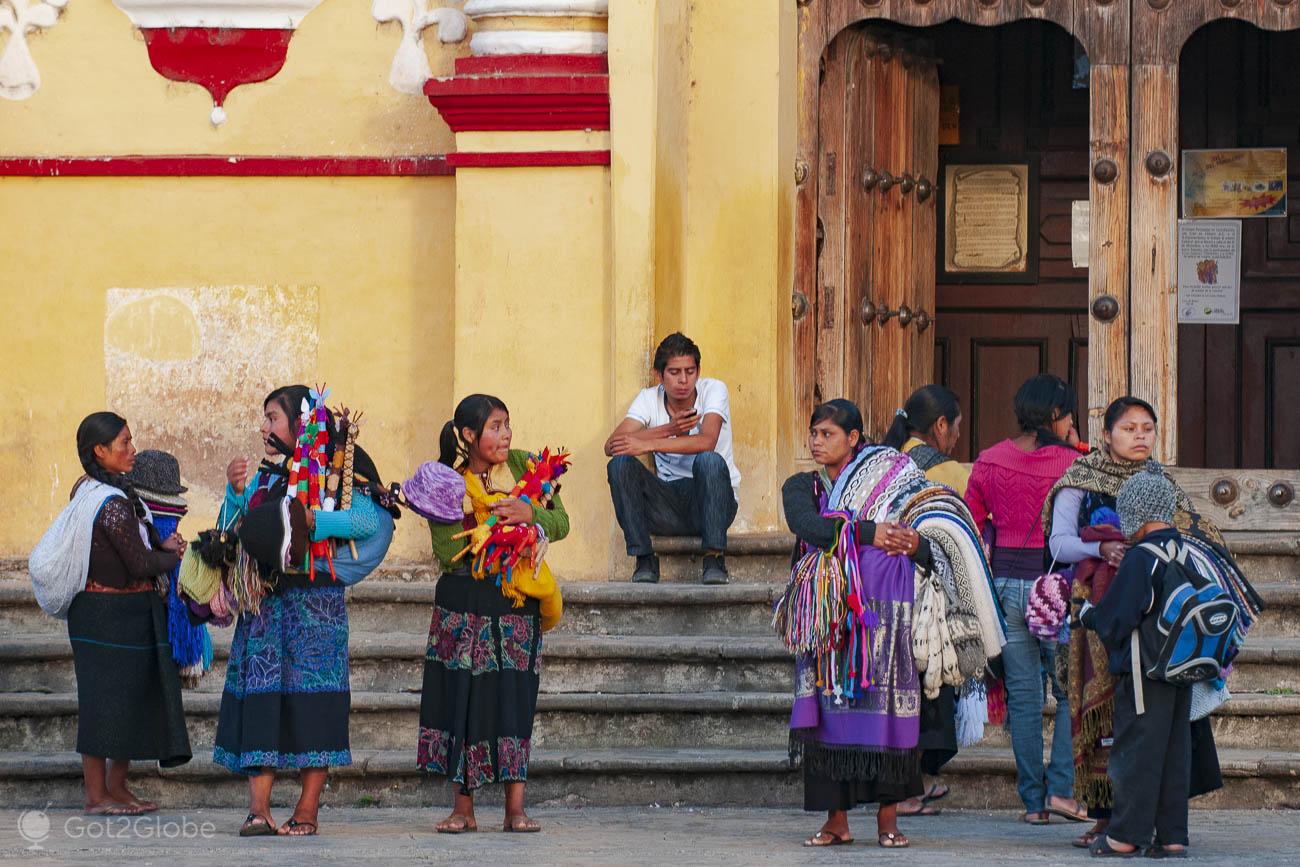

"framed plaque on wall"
[937, 154, 1040, 284]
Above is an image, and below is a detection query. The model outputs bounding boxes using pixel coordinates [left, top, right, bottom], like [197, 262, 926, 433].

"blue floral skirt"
[417, 571, 541, 793]
[214, 585, 351, 774]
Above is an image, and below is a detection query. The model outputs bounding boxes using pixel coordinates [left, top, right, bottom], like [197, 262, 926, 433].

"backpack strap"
[1131, 630, 1146, 716]
[906, 444, 953, 473]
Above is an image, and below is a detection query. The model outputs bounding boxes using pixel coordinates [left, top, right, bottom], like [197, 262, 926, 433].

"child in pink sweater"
[964, 374, 1088, 826]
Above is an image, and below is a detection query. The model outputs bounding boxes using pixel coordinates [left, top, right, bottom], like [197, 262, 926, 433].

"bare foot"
[277, 811, 319, 836]
[503, 813, 541, 833]
[107, 786, 157, 812]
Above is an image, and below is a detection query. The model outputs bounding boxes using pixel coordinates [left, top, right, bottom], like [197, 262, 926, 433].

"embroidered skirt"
[213, 585, 351, 774]
[68, 589, 192, 767]
[417, 571, 542, 793]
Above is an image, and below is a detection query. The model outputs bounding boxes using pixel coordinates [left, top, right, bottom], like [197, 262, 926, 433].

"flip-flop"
[435, 815, 478, 834]
[503, 815, 541, 833]
[239, 813, 276, 838]
[803, 831, 853, 847]
[1048, 801, 1090, 823]
[278, 818, 317, 837]
[130, 800, 160, 814]
[1089, 836, 1140, 858]
[84, 802, 145, 817]
[1022, 812, 1051, 825]
[1074, 830, 1102, 849]
[1145, 845, 1188, 859]
[896, 799, 942, 817]
[922, 784, 950, 804]
[878, 831, 910, 849]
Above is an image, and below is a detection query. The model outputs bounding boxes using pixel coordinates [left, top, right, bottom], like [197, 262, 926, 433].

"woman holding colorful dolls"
[777, 399, 1002, 849]
[211, 384, 397, 837]
[406, 393, 568, 834]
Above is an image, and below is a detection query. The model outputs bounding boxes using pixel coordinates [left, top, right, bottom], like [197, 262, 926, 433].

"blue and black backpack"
[1130, 537, 1241, 710]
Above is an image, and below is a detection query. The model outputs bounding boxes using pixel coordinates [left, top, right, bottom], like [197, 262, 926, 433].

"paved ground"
[0, 807, 1298, 865]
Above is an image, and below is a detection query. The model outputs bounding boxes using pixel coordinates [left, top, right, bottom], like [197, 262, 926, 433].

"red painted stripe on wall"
[0, 155, 454, 177]
[446, 150, 611, 169]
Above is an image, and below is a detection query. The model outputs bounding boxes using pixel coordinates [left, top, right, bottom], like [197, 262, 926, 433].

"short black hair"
[1103, 396, 1158, 431]
[1014, 374, 1077, 448]
[809, 399, 866, 443]
[653, 332, 702, 374]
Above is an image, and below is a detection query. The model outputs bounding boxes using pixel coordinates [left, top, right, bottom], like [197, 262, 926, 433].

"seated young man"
[604, 332, 741, 584]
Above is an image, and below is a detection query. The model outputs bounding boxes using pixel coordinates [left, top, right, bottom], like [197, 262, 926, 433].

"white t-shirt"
[625, 378, 742, 497]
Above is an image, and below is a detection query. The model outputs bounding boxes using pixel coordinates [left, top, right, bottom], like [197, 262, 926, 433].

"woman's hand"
[491, 497, 536, 526]
[161, 533, 188, 557]
[227, 456, 252, 495]
[1099, 540, 1129, 568]
[873, 522, 920, 557]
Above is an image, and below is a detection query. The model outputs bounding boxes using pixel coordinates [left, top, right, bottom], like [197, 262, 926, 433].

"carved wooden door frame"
[794, 0, 1130, 443]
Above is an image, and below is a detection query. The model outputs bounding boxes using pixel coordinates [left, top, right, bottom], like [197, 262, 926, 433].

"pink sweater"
[964, 439, 1079, 549]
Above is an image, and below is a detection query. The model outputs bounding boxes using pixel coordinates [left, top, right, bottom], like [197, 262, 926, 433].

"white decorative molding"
[373, 0, 468, 95]
[464, 0, 606, 16]
[110, 0, 322, 29]
[0, 0, 68, 100]
[470, 29, 606, 55]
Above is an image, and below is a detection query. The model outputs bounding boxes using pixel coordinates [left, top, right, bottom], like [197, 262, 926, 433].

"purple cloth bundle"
[1026, 572, 1070, 641]
[403, 461, 467, 524]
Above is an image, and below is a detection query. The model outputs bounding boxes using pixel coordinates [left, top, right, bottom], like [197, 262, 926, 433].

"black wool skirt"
[417, 571, 542, 794]
[67, 590, 192, 767]
[917, 685, 958, 776]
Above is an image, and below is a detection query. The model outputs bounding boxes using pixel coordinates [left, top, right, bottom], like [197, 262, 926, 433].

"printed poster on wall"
[1177, 220, 1240, 325]
[1182, 148, 1287, 218]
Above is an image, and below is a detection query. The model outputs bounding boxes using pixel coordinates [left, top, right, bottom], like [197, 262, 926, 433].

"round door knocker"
[878, 170, 896, 193]
[1210, 478, 1239, 506]
[795, 159, 810, 186]
[1268, 481, 1295, 508]
[861, 167, 880, 191]
[792, 291, 809, 321]
[1145, 150, 1172, 178]
[1093, 159, 1119, 185]
[914, 309, 932, 333]
[897, 304, 914, 327]
[1148, 0, 1171, 9]
[899, 173, 915, 195]
[860, 298, 878, 325]
[1091, 295, 1120, 323]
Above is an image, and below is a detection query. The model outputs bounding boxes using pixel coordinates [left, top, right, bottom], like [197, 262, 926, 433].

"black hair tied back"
[75, 411, 147, 520]
[439, 394, 510, 468]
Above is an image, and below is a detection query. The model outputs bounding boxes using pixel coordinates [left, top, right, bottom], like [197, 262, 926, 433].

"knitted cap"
[1116, 466, 1177, 538]
[403, 461, 467, 523]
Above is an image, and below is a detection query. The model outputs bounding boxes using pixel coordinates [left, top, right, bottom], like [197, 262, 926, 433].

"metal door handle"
[897, 304, 914, 327]
[860, 298, 878, 325]
[877, 305, 898, 325]
[899, 173, 915, 195]
[914, 309, 932, 332]
[792, 291, 809, 321]
[878, 170, 896, 193]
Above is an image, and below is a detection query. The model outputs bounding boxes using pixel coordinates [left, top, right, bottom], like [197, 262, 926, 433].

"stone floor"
[0, 807, 1298, 865]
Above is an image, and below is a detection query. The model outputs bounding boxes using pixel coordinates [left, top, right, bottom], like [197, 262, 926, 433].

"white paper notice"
[1071, 200, 1090, 269]
[1177, 219, 1241, 325]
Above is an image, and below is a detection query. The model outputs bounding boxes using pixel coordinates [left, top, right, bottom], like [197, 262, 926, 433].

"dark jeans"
[1109, 673, 1192, 848]
[606, 453, 738, 556]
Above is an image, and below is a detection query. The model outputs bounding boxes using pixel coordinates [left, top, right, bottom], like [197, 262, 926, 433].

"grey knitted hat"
[1116, 465, 1177, 538]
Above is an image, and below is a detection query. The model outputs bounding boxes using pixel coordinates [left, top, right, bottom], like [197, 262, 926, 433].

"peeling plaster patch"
[105, 286, 319, 517]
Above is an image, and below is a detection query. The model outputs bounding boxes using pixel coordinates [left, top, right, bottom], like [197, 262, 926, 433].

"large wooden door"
[807, 27, 939, 439]
[1177, 21, 1300, 469]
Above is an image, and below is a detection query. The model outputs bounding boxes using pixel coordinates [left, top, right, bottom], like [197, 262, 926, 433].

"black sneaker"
[701, 554, 729, 585]
[630, 554, 660, 583]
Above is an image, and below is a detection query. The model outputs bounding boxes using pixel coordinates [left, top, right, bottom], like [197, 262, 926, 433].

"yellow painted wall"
[0, 177, 456, 560]
[1, 0, 462, 155]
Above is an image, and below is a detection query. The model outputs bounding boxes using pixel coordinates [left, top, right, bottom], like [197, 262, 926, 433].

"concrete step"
[0, 632, 795, 695]
[0, 691, 793, 753]
[2, 745, 1297, 810]
[1248, 583, 1300, 637]
[0, 580, 782, 638]
[646, 532, 793, 584]
[979, 692, 1300, 752]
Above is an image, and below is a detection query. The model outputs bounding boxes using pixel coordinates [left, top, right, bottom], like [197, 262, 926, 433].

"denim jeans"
[606, 453, 738, 556]
[994, 576, 1074, 813]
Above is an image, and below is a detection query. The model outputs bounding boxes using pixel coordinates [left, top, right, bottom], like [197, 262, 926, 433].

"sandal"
[435, 814, 477, 834]
[896, 798, 942, 817]
[84, 802, 146, 817]
[1074, 829, 1103, 849]
[503, 814, 541, 833]
[922, 783, 950, 804]
[878, 831, 910, 849]
[803, 831, 853, 847]
[1022, 812, 1050, 825]
[239, 813, 276, 837]
[1047, 797, 1089, 823]
[131, 801, 160, 814]
[278, 818, 318, 837]
[1089, 836, 1140, 858]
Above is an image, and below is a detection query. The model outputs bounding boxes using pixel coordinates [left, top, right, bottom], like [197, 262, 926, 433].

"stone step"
[979, 692, 1300, 752]
[646, 533, 792, 584]
[0, 632, 795, 695]
[0, 691, 793, 753]
[2, 745, 1296, 810]
[6, 629, 1296, 696]
[1249, 582, 1300, 637]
